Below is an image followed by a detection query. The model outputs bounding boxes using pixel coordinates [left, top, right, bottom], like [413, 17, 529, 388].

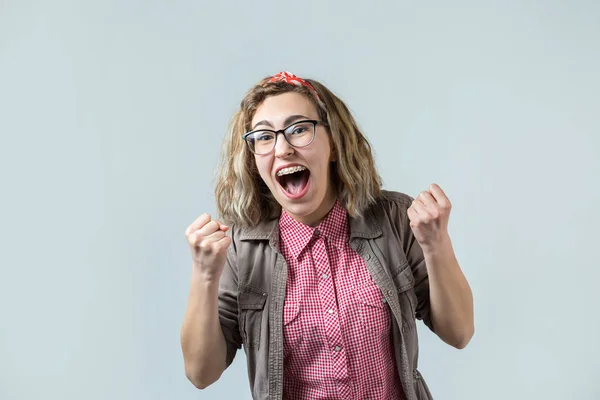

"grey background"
[1, 0, 599, 399]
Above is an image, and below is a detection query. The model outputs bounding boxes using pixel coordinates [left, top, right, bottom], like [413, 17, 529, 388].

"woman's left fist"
[407, 184, 452, 251]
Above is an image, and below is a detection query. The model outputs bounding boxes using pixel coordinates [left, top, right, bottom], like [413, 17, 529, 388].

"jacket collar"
[239, 203, 383, 244]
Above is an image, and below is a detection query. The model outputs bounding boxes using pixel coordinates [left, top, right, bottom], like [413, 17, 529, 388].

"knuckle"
[199, 241, 212, 252]
[185, 226, 195, 237]
[189, 233, 200, 245]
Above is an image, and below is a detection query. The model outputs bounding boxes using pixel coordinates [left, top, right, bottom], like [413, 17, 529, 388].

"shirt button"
[314, 229, 321, 237]
[334, 346, 341, 352]
[328, 309, 335, 314]
[321, 273, 328, 279]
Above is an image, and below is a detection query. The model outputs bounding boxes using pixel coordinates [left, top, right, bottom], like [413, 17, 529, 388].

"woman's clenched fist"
[185, 214, 231, 282]
[407, 184, 452, 252]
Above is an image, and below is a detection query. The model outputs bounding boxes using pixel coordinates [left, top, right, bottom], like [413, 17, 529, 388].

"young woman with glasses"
[181, 72, 474, 400]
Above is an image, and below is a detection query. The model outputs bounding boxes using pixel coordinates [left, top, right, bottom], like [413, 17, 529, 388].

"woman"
[181, 71, 474, 400]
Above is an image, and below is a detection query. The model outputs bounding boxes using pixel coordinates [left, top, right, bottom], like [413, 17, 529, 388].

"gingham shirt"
[279, 201, 404, 399]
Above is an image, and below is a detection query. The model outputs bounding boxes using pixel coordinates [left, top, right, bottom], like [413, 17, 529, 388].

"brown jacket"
[218, 190, 435, 399]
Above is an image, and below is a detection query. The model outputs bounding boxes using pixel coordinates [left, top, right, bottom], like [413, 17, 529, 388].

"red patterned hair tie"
[269, 71, 322, 102]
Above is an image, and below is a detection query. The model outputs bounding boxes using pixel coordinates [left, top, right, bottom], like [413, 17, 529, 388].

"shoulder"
[348, 189, 415, 226]
[225, 217, 278, 260]
[375, 189, 415, 212]
[365, 190, 415, 239]
[226, 217, 277, 243]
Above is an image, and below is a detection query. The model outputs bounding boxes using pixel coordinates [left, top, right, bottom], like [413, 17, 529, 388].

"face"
[250, 92, 336, 227]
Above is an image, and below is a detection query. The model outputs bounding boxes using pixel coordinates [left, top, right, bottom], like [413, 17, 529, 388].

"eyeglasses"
[242, 119, 326, 155]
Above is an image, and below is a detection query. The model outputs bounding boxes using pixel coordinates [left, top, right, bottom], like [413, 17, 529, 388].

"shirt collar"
[278, 201, 349, 260]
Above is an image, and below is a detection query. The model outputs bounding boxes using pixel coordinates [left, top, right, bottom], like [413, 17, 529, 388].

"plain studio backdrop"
[1, 1, 599, 399]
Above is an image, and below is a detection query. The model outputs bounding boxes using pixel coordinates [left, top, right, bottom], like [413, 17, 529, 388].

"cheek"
[254, 157, 272, 183]
[315, 151, 333, 179]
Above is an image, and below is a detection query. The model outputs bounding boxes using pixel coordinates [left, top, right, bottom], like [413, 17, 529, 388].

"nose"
[274, 132, 294, 158]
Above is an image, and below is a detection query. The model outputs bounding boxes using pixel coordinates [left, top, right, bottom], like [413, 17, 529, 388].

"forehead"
[251, 92, 318, 127]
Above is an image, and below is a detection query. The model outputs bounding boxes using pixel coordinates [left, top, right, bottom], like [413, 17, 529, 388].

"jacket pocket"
[393, 264, 418, 332]
[238, 289, 267, 349]
[355, 283, 391, 334]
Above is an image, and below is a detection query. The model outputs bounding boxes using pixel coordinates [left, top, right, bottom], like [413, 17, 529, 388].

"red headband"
[269, 71, 322, 101]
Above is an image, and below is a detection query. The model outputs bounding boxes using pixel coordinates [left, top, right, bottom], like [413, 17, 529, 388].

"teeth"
[277, 165, 307, 176]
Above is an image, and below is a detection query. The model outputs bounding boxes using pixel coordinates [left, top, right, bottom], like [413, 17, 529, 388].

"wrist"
[190, 265, 221, 288]
[421, 234, 453, 258]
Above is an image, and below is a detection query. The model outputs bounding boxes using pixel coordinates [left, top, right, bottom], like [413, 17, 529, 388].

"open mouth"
[276, 165, 310, 197]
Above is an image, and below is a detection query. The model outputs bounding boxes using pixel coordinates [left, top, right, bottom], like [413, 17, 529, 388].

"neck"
[288, 187, 337, 227]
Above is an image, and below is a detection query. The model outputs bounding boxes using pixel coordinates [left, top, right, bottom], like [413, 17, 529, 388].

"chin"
[277, 190, 331, 226]
[281, 201, 319, 219]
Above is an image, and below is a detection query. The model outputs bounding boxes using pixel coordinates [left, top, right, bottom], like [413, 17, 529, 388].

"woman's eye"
[292, 127, 307, 135]
[257, 133, 274, 141]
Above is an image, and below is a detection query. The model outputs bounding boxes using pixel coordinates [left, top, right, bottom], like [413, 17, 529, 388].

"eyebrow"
[251, 114, 310, 131]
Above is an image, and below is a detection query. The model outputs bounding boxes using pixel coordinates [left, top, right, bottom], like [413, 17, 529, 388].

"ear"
[330, 146, 337, 162]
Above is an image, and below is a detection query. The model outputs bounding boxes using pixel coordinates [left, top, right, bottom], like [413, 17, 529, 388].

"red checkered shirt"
[279, 201, 404, 400]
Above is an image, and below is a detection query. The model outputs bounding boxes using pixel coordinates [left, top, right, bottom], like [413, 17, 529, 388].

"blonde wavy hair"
[215, 75, 382, 227]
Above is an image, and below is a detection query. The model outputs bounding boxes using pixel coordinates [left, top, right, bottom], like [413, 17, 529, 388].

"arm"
[181, 214, 239, 389]
[181, 271, 228, 388]
[407, 184, 474, 349]
[422, 237, 474, 348]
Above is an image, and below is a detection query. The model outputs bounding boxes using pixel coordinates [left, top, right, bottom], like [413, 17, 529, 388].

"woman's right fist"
[185, 214, 232, 281]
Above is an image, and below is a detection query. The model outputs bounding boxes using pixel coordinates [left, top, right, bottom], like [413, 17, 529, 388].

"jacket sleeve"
[396, 195, 436, 333]
[218, 232, 243, 367]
